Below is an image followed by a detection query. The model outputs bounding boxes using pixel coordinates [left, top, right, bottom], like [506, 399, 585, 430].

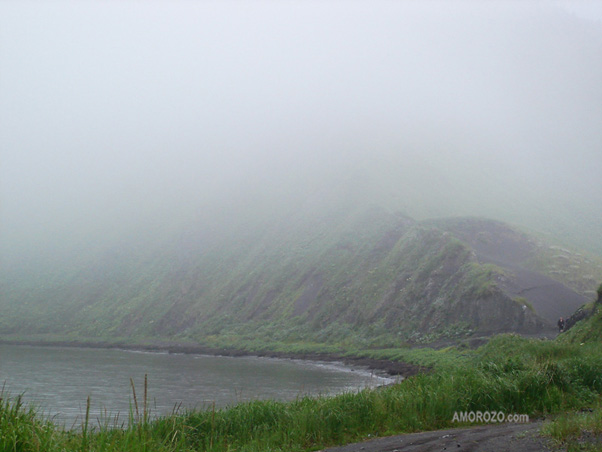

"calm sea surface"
[0, 344, 394, 427]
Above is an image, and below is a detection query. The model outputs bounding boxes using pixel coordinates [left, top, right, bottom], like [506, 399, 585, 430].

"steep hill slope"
[1, 209, 599, 346]
[428, 218, 598, 324]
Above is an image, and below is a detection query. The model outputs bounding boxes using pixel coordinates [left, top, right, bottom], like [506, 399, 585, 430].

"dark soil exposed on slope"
[435, 218, 589, 326]
[493, 262, 587, 325]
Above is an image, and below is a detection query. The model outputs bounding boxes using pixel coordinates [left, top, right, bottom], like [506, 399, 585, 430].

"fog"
[2, 0, 602, 264]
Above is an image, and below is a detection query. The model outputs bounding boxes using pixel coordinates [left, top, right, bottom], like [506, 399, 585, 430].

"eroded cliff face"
[364, 227, 548, 337]
[0, 209, 593, 344]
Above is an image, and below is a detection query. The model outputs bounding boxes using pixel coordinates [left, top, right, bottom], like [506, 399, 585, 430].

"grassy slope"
[558, 302, 602, 345]
[3, 209, 586, 347]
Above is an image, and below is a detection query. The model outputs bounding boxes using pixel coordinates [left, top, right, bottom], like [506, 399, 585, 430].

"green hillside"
[2, 206, 600, 348]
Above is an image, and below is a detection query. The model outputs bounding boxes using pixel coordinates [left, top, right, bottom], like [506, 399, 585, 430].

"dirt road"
[320, 421, 558, 452]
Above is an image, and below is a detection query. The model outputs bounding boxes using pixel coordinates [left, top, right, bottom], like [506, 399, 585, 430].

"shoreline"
[0, 338, 427, 378]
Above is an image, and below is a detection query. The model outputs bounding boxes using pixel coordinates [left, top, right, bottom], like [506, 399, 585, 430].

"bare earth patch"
[320, 421, 560, 452]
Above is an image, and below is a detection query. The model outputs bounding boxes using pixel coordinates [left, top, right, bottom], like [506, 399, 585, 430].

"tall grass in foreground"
[3, 334, 602, 452]
[0, 390, 59, 452]
[542, 401, 602, 451]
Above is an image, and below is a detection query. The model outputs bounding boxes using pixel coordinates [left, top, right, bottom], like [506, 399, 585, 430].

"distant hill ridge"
[1, 207, 600, 346]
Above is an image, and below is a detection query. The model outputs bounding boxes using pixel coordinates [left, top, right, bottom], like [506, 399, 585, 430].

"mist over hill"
[1, 205, 601, 345]
[1, 1, 602, 344]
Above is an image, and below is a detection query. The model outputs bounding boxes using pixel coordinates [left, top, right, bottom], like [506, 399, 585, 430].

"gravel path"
[320, 421, 559, 452]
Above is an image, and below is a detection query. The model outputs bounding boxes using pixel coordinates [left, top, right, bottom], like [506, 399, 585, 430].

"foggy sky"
[1, 0, 602, 261]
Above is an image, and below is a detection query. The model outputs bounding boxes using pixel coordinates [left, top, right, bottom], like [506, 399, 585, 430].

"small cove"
[0, 344, 395, 427]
